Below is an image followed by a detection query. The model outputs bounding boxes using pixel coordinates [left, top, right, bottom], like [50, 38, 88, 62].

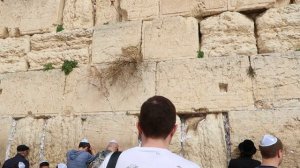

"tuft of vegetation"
[62, 60, 78, 75]
[247, 66, 256, 78]
[296, 49, 300, 51]
[56, 25, 64, 32]
[197, 50, 204, 58]
[43, 63, 54, 71]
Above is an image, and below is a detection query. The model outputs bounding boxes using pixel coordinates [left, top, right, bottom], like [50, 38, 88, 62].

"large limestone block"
[143, 16, 199, 61]
[228, 0, 290, 11]
[8, 117, 45, 168]
[64, 63, 156, 113]
[156, 56, 254, 112]
[0, 70, 65, 116]
[200, 12, 257, 57]
[82, 113, 138, 152]
[256, 4, 300, 53]
[0, 0, 61, 35]
[0, 117, 12, 166]
[43, 116, 83, 165]
[161, 0, 227, 17]
[184, 113, 227, 168]
[28, 29, 92, 70]
[63, 0, 94, 29]
[92, 21, 142, 64]
[0, 37, 29, 73]
[120, 0, 159, 20]
[251, 53, 300, 108]
[229, 109, 300, 168]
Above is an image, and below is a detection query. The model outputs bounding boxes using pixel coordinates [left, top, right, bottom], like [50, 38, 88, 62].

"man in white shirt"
[100, 96, 200, 168]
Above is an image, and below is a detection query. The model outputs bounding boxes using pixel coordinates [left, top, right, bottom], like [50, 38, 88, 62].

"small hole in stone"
[219, 83, 228, 92]
[0, 89, 2, 94]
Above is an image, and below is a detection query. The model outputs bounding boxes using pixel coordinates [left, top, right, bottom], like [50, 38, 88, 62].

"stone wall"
[0, 0, 300, 168]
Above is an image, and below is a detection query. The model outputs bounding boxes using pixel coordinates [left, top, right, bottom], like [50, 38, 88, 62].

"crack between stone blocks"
[39, 119, 47, 162]
[248, 56, 257, 105]
[222, 112, 231, 163]
[91, 0, 96, 26]
[154, 61, 158, 95]
[5, 118, 17, 160]
[63, 75, 67, 95]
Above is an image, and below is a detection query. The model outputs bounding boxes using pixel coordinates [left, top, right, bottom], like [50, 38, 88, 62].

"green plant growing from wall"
[62, 60, 78, 75]
[197, 50, 204, 58]
[296, 49, 300, 51]
[56, 25, 64, 32]
[43, 63, 54, 71]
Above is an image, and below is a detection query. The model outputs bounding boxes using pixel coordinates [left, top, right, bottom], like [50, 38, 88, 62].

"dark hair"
[139, 96, 176, 139]
[17, 145, 29, 152]
[78, 142, 91, 148]
[39, 162, 49, 168]
[259, 138, 283, 159]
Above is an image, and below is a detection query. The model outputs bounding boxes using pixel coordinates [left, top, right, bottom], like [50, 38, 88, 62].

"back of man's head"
[139, 96, 176, 139]
[259, 134, 283, 159]
[39, 161, 49, 168]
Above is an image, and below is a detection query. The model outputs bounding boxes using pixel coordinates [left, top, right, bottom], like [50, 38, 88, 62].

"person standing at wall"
[100, 96, 200, 168]
[2, 145, 30, 168]
[256, 134, 283, 168]
[66, 138, 96, 168]
[228, 139, 261, 168]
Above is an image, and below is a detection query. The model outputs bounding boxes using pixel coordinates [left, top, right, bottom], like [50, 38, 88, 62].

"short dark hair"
[17, 145, 29, 152]
[40, 162, 49, 168]
[139, 96, 176, 139]
[259, 138, 283, 159]
[79, 142, 90, 148]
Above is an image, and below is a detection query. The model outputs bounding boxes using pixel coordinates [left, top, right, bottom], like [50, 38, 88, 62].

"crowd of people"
[2, 96, 284, 168]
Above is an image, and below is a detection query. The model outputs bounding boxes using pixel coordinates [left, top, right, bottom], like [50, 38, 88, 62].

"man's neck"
[141, 137, 170, 149]
[261, 158, 279, 168]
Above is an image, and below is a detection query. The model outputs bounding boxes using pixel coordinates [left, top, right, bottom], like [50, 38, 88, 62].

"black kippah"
[17, 145, 29, 152]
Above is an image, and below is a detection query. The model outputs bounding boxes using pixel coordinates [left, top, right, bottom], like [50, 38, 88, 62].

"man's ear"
[278, 149, 283, 158]
[170, 124, 177, 137]
[137, 122, 142, 134]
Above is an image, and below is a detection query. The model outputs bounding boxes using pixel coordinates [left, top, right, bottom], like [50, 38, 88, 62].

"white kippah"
[40, 160, 48, 164]
[260, 134, 278, 147]
[80, 138, 89, 143]
[57, 163, 67, 168]
[109, 140, 118, 144]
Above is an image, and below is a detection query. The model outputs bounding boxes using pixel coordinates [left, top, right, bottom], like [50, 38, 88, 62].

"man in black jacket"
[2, 145, 30, 168]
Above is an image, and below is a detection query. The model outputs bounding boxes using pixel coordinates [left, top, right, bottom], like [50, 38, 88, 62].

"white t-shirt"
[99, 147, 200, 168]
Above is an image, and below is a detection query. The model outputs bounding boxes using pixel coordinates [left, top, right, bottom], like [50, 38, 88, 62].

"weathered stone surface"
[63, 0, 94, 29]
[0, 70, 65, 116]
[120, 0, 159, 20]
[251, 53, 300, 108]
[64, 63, 155, 113]
[95, 0, 120, 25]
[184, 113, 227, 168]
[28, 29, 92, 70]
[200, 12, 257, 57]
[157, 56, 254, 111]
[228, 0, 290, 11]
[0, 27, 9, 39]
[256, 4, 300, 53]
[295, 0, 300, 4]
[82, 113, 138, 152]
[0, 37, 29, 73]
[92, 21, 142, 64]
[229, 109, 300, 168]
[143, 16, 199, 61]
[0, 117, 12, 167]
[161, 0, 227, 17]
[43, 115, 83, 165]
[0, 0, 61, 35]
[8, 117, 45, 168]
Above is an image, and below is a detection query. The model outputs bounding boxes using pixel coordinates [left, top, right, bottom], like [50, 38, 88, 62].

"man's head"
[78, 138, 91, 152]
[106, 140, 119, 152]
[17, 145, 30, 157]
[138, 96, 176, 139]
[238, 139, 257, 157]
[259, 134, 283, 165]
[39, 161, 49, 168]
